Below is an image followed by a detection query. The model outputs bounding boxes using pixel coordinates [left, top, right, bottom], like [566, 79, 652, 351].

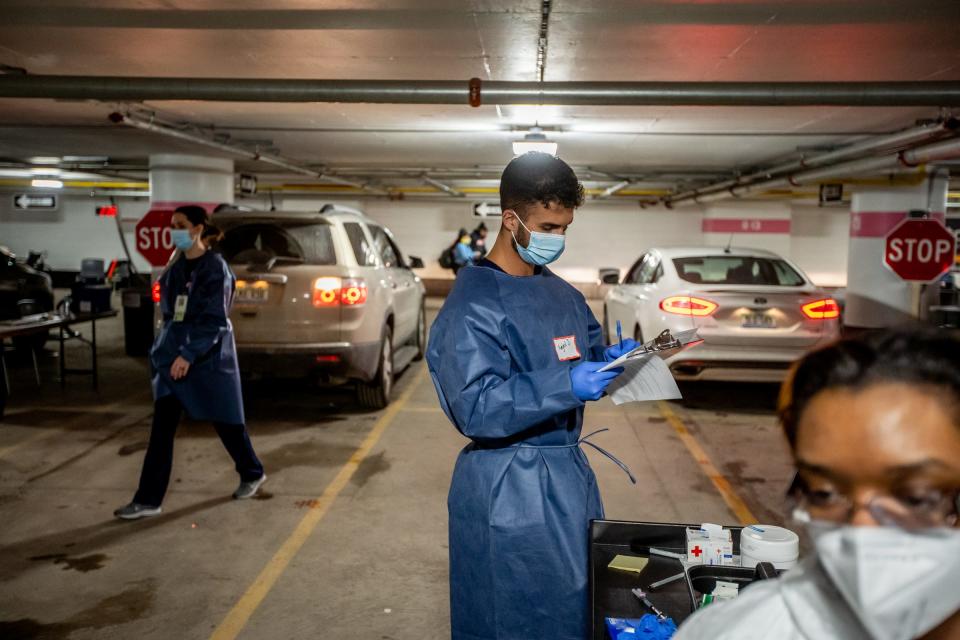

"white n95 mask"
[810, 524, 960, 640]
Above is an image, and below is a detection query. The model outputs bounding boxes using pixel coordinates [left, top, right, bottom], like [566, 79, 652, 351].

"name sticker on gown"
[173, 294, 188, 322]
[553, 335, 581, 361]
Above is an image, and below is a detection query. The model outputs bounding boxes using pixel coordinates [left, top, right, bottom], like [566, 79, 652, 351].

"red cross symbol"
[690, 546, 703, 558]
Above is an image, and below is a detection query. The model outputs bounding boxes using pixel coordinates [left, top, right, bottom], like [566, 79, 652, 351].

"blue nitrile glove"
[571, 361, 623, 402]
[604, 338, 640, 363]
[604, 615, 677, 640]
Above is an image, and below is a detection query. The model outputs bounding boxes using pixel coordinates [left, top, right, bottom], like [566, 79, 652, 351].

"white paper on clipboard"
[604, 353, 682, 405]
[597, 328, 700, 404]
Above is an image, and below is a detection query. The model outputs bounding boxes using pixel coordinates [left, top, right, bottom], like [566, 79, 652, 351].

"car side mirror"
[599, 268, 620, 285]
[408, 256, 425, 269]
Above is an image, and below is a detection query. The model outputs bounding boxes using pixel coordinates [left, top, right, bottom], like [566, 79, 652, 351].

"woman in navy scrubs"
[115, 206, 265, 519]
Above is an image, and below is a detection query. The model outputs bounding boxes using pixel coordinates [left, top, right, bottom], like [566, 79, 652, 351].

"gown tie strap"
[577, 428, 637, 485]
[514, 428, 636, 485]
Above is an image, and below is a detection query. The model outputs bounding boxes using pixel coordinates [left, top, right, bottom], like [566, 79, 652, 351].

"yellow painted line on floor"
[656, 401, 758, 525]
[209, 368, 427, 640]
[402, 405, 443, 413]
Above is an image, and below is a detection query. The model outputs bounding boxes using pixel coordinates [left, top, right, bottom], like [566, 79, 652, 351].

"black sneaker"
[233, 474, 267, 500]
[114, 502, 162, 520]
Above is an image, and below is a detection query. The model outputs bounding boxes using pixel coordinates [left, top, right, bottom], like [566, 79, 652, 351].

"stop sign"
[884, 218, 956, 282]
[135, 208, 175, 266]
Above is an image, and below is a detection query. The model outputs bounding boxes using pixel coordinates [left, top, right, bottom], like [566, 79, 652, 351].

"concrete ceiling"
[1, 0, 959, 190]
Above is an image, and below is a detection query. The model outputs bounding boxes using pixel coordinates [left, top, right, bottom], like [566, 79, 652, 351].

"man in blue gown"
[427, 152, 637, 639]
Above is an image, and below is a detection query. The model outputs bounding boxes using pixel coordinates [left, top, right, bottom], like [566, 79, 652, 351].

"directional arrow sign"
[13, 194, 58, 210]
[473, 201, 501, 217]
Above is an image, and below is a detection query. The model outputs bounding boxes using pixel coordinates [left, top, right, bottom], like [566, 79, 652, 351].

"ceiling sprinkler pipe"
[5, 75, 960, 106]
[666, 119, 958, 205]
[595, 180, 632, 199]
[111, 112, 387, 195]
[686, 136, 960, 204]
[421, 174, 465, 197]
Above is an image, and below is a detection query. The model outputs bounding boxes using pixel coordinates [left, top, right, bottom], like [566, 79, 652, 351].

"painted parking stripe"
[209, 367, 427, 640]
[656, 401, 759, 525]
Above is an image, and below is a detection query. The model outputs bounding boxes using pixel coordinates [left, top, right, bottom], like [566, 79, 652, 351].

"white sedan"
[601, 247, 841, 382]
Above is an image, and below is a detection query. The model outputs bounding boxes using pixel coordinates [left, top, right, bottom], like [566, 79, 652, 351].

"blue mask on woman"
[511, 215, 565, 266]
[170, 229, 195, 250]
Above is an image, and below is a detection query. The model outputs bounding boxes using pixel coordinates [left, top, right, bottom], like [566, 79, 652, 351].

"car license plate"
[742, 313, 775, 329]
[236, 283, 269, 304]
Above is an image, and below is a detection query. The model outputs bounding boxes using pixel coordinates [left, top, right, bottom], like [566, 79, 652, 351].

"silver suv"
[216, 206, 426, 408]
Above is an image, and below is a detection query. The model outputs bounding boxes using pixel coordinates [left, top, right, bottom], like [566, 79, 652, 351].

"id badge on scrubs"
[553, 335, 581, 361]
[173, 294, 188, 322]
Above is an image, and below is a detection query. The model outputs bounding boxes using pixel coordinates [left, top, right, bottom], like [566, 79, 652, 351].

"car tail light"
[312, 277, 367, 308]
[801, 298, 840, 320]
[340, 278, 367, 306]
[660, 296, 718, 317]
[152, 281, 161, 304]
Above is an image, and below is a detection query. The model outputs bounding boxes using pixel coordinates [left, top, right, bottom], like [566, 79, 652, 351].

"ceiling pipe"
[666, 119, 959, 205]
[3, 75, 960, 106]
[109, 111, 389, 195]
[686, 135, 960, 205]
[594, 180, 632, 199]
[421, 174, 465, 198]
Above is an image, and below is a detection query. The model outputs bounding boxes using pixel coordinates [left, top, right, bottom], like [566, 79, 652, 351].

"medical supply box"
[686, 523, 735, 566]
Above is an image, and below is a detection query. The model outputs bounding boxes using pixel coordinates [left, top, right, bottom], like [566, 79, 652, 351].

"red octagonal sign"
[135, 208, 175, 267]
[884, 218, 956, 283]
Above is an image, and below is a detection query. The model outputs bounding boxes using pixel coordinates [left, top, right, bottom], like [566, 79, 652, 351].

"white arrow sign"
[473, 202, 501, 217]
[13, 194, 58, 210]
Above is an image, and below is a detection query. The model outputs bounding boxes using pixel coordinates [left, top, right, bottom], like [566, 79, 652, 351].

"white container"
[740, 525, 800, 570]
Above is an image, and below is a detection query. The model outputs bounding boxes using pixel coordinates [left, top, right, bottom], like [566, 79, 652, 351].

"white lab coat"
[674, 556, 872, 640]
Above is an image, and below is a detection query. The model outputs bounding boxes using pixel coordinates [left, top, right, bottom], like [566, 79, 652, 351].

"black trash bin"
[121, 286, 155, 357]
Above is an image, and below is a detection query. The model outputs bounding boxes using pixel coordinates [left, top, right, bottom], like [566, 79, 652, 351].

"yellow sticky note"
[608, 554, 649, 574]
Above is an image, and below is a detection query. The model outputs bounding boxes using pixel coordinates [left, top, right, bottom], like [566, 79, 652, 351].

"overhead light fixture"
[29, 167, 62, 176]
[28, 156, 61, 165]
[513, 126, 558, 156]
[31, 178, 64, 189]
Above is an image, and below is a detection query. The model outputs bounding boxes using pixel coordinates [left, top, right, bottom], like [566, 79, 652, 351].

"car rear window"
[672, 256, 805, 286]
[219, 221, 337, 265]
[343, 221, 378, 266]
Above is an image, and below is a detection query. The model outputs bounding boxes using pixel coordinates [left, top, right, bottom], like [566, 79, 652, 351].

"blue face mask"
[170, 229, 195, 250]
[511, 214, 565, 266]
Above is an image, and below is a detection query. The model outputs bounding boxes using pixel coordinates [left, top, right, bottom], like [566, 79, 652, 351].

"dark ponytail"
[174, 205, 224, 247]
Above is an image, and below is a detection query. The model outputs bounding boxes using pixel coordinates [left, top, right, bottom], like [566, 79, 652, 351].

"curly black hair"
[779, 329, 960, 448]
[499, 152, 585, 218]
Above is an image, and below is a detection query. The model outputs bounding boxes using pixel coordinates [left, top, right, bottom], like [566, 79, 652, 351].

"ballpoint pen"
[616, 320, 623, 353]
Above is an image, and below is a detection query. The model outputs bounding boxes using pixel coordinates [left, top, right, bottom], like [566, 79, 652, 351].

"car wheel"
[633, 323, 644, 343]
[357, 326, 393, 410]
[412, 304, 427, 361]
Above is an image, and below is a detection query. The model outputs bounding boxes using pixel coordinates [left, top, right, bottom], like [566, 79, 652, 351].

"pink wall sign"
[850, 211, 946, 238]
[701, 218, 791, 234]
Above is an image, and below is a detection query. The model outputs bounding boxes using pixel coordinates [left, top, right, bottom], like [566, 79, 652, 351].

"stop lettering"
[135, 208, 175, 267]
[883, 218, 956, 283]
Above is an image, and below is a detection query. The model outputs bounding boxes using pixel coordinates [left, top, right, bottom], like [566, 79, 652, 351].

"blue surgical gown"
[427, 260, 607, 640]
[150, 251, 245, 425]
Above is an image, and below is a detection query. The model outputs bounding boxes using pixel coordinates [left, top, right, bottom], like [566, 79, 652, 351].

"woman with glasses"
[676, 330, 960, 640]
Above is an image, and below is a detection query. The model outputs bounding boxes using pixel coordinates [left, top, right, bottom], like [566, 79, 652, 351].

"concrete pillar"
[845, 170, 948, 328]
[700, 202, 792, 255]
[143, 154, 234, 271]
[149, 154, 234, 211]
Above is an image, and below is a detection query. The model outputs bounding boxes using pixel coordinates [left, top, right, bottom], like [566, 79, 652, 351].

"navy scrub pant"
[134, 394, 264, 507]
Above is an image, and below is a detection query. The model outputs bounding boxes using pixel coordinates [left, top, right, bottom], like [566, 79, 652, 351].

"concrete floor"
[0, 298, 794, 639]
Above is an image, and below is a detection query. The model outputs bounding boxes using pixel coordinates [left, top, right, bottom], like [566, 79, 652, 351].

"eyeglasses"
[787, 475, 960, 530]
